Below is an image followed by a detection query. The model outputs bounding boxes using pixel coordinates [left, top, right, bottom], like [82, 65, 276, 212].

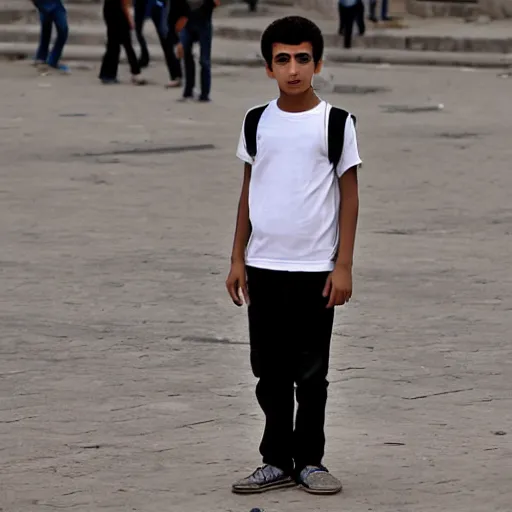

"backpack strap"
[328, 106, 356, 172]
[244, 104, 269, 160]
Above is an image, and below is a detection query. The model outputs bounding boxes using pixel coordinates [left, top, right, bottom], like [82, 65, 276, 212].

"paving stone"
[0, 60, 511, 512]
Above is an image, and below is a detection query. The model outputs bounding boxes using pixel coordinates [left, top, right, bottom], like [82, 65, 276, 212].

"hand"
[226, 261, 249, 307]
[175, 16, 187, 33]
[323, 265, 352, 308]
[175, 42, 184, 59]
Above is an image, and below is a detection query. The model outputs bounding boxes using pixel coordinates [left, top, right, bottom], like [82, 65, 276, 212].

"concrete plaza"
[0, 61, 511, 512]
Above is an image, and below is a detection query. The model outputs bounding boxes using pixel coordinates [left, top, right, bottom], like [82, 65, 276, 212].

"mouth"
[287, 80, 301, 86]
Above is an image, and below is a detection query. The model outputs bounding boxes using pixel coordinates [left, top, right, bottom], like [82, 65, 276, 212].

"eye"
[295, 53, 313, 64]
[274, 54, 291, 65]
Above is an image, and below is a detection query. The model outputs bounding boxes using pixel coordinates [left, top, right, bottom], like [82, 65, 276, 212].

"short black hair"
[260, 16, 324, 70]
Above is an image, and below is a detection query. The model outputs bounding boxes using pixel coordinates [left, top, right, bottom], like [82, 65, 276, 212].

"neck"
[277, 86, 320, 113]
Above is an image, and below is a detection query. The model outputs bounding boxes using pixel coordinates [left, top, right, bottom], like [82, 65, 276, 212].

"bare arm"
[336, 166, 359, 270]
[121, 0, 134, 29]
[324, 166, 359, 308]
[230, 163, 252, 263]
[226, 163, 252, 306]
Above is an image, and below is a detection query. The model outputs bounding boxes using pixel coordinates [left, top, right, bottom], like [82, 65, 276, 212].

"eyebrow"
[274, 52, 312, 58]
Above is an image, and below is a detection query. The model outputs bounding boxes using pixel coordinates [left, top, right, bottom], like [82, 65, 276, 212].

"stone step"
[2, 21, 511, 54]
[0, 3, 102, 24]
[260, 0, 295, 6]
[213, 23, 512, 52]
[1, 40, 511, 69]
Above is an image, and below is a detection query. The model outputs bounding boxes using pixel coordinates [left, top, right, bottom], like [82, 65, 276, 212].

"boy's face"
[266, 42, 322, 95]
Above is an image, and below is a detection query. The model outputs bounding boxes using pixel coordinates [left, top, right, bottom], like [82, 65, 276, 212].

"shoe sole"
[232, 480, 296, 494]
[299, 484, 343, 495]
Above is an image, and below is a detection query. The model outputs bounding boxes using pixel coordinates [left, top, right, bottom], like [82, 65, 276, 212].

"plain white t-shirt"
[236, 99, 362, 272]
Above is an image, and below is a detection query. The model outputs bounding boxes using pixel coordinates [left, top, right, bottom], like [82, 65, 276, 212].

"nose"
[289, 58, 298, 75]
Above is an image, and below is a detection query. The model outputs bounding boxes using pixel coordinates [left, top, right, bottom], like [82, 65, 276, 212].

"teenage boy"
[226, 16, 361, 496]
[32, 0, 70, 73]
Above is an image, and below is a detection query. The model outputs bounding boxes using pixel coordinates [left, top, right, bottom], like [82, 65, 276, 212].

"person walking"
[99, 0, 146, 85]
[246, 0, 258, 12]
[338, 0, 365, 49]
[172, 0, 220, 102]
[134, 0, 182, 87]
[369, 0, 391, 22]
[32, 0, 70, 73]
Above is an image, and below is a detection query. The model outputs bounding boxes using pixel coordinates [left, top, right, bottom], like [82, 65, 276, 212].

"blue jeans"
[34, 0, 68, 67]
[180, 18, 212, 99]
[369, 0, 389, 20]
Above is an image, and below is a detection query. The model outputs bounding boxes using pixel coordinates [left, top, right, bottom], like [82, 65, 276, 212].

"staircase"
[0, 0, 510, 68]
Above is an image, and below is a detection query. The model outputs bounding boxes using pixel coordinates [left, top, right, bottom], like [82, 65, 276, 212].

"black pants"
[338, 1, 366, 49]
[99, 2, 140, 79]
[134, 0, 182, 80]
[247, 266, 335, 475]
[180, 17, 212, 99]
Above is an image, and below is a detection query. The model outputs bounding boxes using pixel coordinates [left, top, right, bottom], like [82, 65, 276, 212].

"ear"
[265, 64, 275, 79]
[314, 59, 323, 75]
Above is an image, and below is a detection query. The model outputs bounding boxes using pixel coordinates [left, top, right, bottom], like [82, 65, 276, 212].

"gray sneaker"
[298, 465, 342, 495]
[232, 464, 296, 494]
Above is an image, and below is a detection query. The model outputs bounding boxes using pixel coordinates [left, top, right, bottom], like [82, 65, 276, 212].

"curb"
[0, 42, 263, 68]
[326, 48, 512, 68]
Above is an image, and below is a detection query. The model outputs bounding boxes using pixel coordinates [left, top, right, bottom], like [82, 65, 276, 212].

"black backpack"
[244, 103, 356, 171]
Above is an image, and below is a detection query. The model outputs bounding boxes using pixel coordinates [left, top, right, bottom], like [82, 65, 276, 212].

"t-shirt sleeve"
[336, 115, 362, 178]
[236, 114, 254, 165]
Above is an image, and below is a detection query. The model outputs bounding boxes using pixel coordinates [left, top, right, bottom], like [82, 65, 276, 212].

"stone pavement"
[1, 61, 511, 512]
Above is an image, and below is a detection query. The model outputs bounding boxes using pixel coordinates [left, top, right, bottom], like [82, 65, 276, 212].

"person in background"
[32, 0, 70, 73]
[99, 0, 146, 85]
[134, 0, 182, 87]
[173, 0, 220, 102]
[246, 0, 258, 12]
[369, 0, 391, 22]
[338, 0, 365, 49]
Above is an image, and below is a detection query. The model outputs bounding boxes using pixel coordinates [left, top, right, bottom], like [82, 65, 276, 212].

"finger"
[227, 280, 242, 306]
[326, 287, 337, 308]
[322, 275, 332, 298]
[241, 283, 250, 306]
